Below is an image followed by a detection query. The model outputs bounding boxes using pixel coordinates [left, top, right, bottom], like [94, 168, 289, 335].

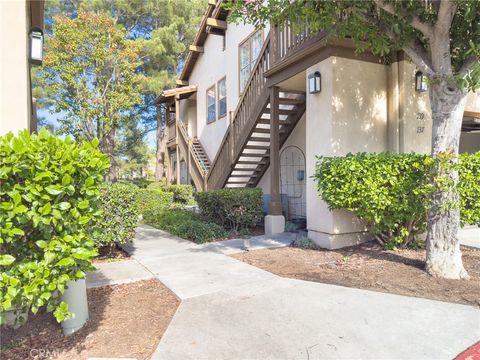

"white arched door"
[280, 146, 306, 221]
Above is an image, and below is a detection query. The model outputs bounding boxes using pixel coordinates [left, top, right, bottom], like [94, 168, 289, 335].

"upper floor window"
[217, 77, 227, 119]
[239, 29, 263, 93]
[207, 85, 216, 123]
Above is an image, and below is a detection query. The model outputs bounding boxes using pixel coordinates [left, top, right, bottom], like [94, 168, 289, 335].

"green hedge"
[147, 182, 195, 204]
[0, 130, 109, 322]
[195, 188, 263, 233]
[315, 152, 479, 249]
[92, 182, 139, 252]
[136, 188, 174, 215]
[459, 152, 480, 226]
[143, 207, 227, 243]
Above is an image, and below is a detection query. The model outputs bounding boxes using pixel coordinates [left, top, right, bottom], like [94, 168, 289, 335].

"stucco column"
[269, 86, 282, 215]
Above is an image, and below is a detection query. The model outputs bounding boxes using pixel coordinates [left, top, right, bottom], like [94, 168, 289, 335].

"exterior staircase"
[224, 89, 306, 187]
[206, 30, 312, 190]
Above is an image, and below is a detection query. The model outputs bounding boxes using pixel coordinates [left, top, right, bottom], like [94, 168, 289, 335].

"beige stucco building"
[156, 0, 479, 248]
[0, 0, 44, 135]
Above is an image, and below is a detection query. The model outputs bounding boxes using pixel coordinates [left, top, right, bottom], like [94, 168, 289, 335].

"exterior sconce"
[308, 71, 321, 94]
[415, 71, 428, 92]
[29, 27, 43, 65]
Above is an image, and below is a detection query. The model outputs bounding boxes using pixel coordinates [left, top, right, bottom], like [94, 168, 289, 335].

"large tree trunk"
[103, 128, 118, 182]
[425, 79, 469, 279]
[155, 106, 168, 182]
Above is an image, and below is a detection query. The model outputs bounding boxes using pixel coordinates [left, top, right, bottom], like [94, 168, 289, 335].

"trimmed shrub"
[143, 207, 227, 243]
[459, 152, 480, 226]
[136, 188, 174, 214]
[315, 153, 434, 249]
[315, 152, 480, 249]
[0, 130, 109, 322]
[92, 182, 139, 252]
[195, 188, 263, 233]
[147, 182, 195, 204]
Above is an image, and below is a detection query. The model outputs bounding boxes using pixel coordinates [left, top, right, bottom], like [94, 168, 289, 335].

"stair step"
[249, 137, 270, 142]
[237, 161, 267, 165]
[226, 180, 255, 184]
[279, 88, 306, 96]
[264, 109, 298, 116]
[258, 119, 292, 125]
[279, 98, 304, 105]
[244, 145, 270, 150]
[229, 173, 258, 178]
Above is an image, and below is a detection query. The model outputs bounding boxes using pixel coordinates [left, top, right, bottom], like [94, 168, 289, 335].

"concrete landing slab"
[200, 232, 296, 254]
[86, 259, 153, 289]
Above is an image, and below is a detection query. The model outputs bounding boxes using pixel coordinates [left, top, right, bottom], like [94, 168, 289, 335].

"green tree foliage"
[35, 1, 207, 178]
[458, 152, 480, 226]
[0, 129, 109, 322]
[41, 12, 144, 181]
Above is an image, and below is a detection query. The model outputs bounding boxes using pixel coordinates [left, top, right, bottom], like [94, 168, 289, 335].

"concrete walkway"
[126, 225, 479, 360]
[86, 259, 154, 289]
[459, 226, 480, 249]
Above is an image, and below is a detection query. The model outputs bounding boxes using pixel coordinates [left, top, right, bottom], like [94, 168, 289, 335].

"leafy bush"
[92, 182, 139, 253]
[315, 153, 434, 249]
[143, 206, 227, 243]
[136, 188, 174, 214]
[147, 182, 195, 204]
[315, 152, 480, 249]
[0, 130, 109, 322]
[118, 178, 152, 189]
[195, 188, 263, 233]
[459, 152, 480, 226]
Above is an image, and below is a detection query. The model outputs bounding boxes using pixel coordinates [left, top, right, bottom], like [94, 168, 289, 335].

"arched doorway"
[280, 146, 306, 224]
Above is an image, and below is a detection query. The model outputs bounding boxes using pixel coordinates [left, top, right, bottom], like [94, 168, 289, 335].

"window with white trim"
[239, 29, 263, 93]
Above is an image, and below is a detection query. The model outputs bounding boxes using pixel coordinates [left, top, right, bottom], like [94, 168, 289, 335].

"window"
[217, 77, 227, 119]
[207, 85, 216, 123]
[239, 29, 263, 93]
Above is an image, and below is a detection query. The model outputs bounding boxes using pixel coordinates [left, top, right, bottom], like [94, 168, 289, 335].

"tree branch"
[373, 0, 434, 38]
[435, 0, 457, 35]
[402, 42, 435, 77]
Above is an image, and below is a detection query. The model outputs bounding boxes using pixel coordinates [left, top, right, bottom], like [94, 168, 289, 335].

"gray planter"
[60, 279, 89, 336]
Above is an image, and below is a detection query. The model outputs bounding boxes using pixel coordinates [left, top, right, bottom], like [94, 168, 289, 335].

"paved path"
[126, 225, 480, 360]
[459, 226, 480, 249]
[86, 259, 154, 289]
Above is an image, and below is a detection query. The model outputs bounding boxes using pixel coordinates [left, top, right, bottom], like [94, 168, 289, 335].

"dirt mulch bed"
[1, 279, 179, 360]
[232, 242, 480, 307]
[93, 244, 131, 263]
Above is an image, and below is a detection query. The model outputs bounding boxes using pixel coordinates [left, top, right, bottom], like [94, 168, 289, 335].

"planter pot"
[60, 279, 89, 336]
[1, 305, 29, 329]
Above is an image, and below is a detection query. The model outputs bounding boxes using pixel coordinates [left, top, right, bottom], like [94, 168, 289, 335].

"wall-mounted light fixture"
[415, 71, 428, 92]
[29, 27, 43, 65]
[308, 71, 321, 94]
